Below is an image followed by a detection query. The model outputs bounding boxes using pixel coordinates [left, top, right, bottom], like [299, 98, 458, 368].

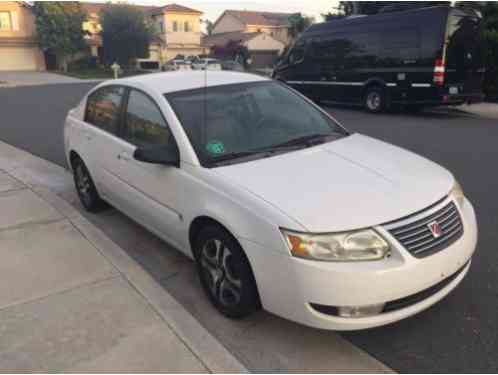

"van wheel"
[194, 225, 260, 319]
[72, 157, 107, 213]
[364, 86, 385, 113]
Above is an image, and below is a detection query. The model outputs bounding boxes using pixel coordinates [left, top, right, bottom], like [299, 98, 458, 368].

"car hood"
[214, 134, 454, 232]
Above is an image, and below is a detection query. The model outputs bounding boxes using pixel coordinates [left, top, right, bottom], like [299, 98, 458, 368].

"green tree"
[32, 2, 87, 71]
[203, 19, 215, 36]
[456, 2, 498, 100]
[100, 4, 157, 67]
[288, 13, 314, 40]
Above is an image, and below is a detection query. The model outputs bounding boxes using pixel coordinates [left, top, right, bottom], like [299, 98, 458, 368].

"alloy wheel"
[75, 164, 92, 206]
[200, 239, 242, 308]
[367, 91, 382, 111]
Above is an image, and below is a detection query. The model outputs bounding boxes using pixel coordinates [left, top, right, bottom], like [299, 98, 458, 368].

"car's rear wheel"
[72, 157, 107, 213]
[194, 225, 260, 319]
[364, 86, 386, 113]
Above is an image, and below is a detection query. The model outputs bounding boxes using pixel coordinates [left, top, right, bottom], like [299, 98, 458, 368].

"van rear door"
[444, 9, 485, 97]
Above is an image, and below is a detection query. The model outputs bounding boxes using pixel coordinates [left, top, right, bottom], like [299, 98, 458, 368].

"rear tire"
[72, 157, 107, 213]
[194, 225, 260, 319]
[364, 86, 386, 113]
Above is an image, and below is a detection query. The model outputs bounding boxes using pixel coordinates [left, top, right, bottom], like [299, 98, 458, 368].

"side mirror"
[133, 144, 180, 167]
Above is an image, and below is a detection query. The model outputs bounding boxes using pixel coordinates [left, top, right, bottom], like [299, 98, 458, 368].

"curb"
[0, 141, 248, 373]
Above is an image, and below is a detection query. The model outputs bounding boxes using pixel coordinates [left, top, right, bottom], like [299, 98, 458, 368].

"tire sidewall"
[194, 226, 260, 319]
[364, 86, 385, 113]
[72, 157, 104, 212]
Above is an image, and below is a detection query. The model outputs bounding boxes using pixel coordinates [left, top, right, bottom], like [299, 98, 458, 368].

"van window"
[123, 90, 172, 148]
[380, 27, 420, 62]
[288, 41, 306, 64]
[85, 86, 124, 135]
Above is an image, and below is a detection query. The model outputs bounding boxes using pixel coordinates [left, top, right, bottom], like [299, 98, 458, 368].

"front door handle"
[84, 132, 94, 141]
[118, 152, 132, 161]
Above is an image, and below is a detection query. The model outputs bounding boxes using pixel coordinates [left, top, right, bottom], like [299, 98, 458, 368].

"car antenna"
[203, 62, 207, 148]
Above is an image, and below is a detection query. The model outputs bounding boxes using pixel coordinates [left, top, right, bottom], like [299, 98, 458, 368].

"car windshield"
[165, 81, 348, 167]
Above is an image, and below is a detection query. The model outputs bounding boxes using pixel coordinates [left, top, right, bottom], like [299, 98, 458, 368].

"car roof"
[114, 71, 269, 94]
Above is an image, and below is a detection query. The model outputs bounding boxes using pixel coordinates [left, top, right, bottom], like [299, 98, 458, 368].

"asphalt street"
[1, 83, 497, 372]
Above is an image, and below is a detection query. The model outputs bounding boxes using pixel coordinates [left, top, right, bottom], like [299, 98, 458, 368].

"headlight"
[450, 180, 465, 207]
[281, 228, 390, 262]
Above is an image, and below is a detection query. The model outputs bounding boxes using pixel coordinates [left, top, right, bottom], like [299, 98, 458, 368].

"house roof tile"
[150, 3, 203, 15]
[223, 10, 296, 27]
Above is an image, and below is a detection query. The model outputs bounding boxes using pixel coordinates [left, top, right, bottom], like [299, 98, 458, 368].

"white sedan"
[64, 71, 477, 330]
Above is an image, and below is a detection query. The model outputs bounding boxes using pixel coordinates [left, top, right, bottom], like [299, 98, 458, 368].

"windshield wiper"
[257, 133, 338, 152]
[209, 150, 271, 164]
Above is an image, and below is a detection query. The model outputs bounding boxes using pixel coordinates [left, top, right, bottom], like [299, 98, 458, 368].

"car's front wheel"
[72, 156, 107, 213]
[194, 225, 260, 319]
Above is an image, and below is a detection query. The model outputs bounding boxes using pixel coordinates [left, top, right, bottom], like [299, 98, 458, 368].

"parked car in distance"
[64, 71, 477, 330]
[163, 59, 192, 72]
[273, 5, 485, 113]
[186, 55, 200, 64]
[192, 58, 222, 71]
[221, 60, 245, 72]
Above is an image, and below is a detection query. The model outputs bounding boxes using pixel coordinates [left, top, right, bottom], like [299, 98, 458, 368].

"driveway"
[0, 71, 95, 87]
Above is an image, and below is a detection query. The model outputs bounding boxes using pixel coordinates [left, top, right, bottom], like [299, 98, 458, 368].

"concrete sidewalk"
[455, 102, 498, 120]
[0, 71, 101, 88]
[0, 145, 246, 372]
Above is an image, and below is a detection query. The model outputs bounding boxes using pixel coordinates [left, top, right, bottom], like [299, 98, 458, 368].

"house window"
[0, 12, 12, 31]
[159, 20, 164, 33]
[184, 21, 190, 32]
[173, 21, 178, 32]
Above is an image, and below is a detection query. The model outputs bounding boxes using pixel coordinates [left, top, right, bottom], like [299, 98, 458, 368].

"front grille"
[387, 201, 464, 258]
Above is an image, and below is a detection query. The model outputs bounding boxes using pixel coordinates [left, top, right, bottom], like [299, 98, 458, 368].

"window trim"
[120, 87, 180, 152]
[84, 84, 127, 137]
[0, 11, 12, 31]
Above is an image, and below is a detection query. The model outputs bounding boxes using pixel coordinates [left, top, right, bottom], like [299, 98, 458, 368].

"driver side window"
[124, 90, 173, 148]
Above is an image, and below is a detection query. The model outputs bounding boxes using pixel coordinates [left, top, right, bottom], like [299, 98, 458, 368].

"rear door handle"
[118, 152, 132, 161]
[84, 132, 93, 141]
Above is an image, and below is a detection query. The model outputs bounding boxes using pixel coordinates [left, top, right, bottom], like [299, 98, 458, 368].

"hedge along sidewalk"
[0, 139, 247, 373]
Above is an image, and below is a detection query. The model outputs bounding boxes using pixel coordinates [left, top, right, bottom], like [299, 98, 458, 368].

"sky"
[90, 0, 339, 24]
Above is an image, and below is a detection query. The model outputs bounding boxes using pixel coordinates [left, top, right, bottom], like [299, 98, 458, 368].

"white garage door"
[0, 47, 39, 71]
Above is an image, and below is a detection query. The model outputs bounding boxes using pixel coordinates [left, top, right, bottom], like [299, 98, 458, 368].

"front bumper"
[241, 196, 477, 331]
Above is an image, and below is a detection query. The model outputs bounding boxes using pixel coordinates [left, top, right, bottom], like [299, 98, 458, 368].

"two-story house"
[0, 1, 45, 71]
[149, 4, 207, 62]
[205, 10, 295, 68]
[82, 3, 207, 67]
[211, 10, 295, 45]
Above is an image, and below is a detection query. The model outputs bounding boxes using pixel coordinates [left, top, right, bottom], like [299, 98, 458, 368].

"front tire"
[194, 225, 260, 319]
[364, 86, 386, 113]
[72, 157, 107, 213]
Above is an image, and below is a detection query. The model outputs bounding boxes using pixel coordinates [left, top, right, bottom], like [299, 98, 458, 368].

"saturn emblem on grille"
[428, 221, 443, 238]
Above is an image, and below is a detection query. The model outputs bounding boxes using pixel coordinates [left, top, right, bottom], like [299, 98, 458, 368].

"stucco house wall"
[0, 1, 45, 71]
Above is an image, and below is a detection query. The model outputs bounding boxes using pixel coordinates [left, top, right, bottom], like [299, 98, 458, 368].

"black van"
[272, 6, 485, 113]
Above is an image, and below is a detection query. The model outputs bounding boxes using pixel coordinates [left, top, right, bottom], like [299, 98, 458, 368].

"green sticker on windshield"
[206, 140, 225, 155]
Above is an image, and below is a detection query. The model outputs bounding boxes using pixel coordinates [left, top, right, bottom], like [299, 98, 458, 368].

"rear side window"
[85, 86, 124, 135]
[123, 90, 172, 148]
[288, 41, 306, 64]
[380, 27, 420, 62]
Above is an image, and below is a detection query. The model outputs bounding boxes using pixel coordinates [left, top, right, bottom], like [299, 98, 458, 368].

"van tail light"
[434, 58, 445, 86]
